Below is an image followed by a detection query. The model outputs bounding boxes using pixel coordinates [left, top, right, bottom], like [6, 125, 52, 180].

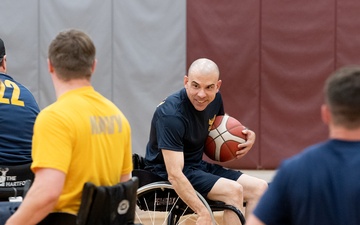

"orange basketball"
[204, 115, 247, 162]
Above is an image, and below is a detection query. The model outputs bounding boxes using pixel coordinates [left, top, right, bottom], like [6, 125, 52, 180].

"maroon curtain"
[187, 0, 360, 169]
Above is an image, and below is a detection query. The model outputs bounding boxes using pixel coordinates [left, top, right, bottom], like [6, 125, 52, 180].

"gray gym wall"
[0, 0, 186, 155]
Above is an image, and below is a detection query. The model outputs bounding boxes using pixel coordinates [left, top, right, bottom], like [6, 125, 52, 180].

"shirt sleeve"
[31, 109, 72, 174]
[156, 115, 186, 151]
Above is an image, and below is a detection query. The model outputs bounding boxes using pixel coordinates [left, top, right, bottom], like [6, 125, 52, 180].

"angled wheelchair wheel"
[135, 181, 216, 225]
[131, 156, 246, 225]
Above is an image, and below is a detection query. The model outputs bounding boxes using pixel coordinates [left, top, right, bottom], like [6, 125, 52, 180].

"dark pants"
[0, 202, 21, 225]
[38, 213, 77, 225]
[0, 202, 76, 225]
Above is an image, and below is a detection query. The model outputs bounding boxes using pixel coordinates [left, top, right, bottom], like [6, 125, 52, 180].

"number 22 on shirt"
[0, 79, 25, 106]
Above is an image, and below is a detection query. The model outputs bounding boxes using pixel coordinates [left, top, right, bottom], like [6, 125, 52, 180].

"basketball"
[204, 115, 247, 162]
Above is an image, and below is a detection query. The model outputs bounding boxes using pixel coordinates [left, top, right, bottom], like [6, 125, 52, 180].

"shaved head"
[188, 58, 220, 79]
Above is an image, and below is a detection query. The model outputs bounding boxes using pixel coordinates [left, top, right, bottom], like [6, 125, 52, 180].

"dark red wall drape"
[187, 0, 360, 169]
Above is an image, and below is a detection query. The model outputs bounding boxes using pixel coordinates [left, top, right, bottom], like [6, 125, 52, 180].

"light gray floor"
[242, 170, 277, 183]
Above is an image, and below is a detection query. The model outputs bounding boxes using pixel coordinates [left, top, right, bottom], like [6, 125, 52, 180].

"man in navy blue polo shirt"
[145, 58, 268, 225]
[0, 38, 40, 166]
[247, 66, 360, 225]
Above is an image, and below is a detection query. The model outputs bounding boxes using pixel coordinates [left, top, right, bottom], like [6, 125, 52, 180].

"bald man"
[144, 58, 268, 225]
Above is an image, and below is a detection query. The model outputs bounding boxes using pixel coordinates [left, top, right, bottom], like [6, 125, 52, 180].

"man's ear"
[321, 104, 331, 125]
[47, 59, 54, 73]
[184, 75, 189, 87]
[1, 55, 7, 71]
[91, 59, 97, 73]
[216, 79, 222, 92]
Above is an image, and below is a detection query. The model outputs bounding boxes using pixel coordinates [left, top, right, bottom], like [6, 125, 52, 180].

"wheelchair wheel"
[135, 181, 216, 225]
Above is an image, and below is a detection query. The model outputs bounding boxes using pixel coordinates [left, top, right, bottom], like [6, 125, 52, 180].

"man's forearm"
[169, 173, 210, 217]
[5, 187, 58, 225]
[6, 169, 65, 225]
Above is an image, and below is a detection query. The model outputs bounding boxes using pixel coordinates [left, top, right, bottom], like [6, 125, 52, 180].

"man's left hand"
[236, 128, 255, 158]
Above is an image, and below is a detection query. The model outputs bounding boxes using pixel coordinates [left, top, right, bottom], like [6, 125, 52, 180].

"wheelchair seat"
[35, 178, 140, 225]
[132, 153, 164, 187]
[77, 176, 140, 225]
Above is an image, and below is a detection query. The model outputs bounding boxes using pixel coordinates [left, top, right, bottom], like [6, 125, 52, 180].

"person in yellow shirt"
[6, 29, 133, 225]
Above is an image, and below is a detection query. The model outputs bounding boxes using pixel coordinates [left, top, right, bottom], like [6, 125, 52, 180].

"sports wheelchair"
[0, 163, 140, 225]
[0, 163, 33, 225]
[0, 163, 33, 202]
[132, 154, 245, 225]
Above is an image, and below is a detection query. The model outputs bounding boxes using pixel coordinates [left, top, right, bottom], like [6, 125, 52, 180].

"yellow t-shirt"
[31, 86, 133, 214]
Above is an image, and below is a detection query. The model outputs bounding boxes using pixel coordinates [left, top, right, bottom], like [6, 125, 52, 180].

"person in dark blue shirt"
[0, 38, 40, 165]
[145, 58, 268, 225]
[247, 66, 360, 225]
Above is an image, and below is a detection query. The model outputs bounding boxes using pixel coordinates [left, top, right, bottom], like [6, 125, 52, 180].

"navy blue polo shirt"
[145, 88, 224, 169]
[0, 73, 40, 165]
[253, 140, 360, 225]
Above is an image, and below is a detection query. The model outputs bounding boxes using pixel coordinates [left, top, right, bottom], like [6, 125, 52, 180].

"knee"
[233, 182, 244, 196]
[253, 179, 268, 199]
[224, 182, 244, 206]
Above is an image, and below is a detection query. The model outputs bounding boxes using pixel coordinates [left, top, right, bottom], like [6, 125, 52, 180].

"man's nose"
[197, 89, 206, 98]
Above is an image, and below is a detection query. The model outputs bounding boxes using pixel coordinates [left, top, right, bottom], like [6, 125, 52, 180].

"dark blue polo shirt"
[145, 88, 224, 169]
[0, 73, 39, 165]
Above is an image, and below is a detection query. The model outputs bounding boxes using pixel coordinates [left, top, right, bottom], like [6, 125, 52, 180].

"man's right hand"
[196, 208, 214, 225]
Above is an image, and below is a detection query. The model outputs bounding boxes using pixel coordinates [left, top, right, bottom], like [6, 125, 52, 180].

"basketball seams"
[215, 114, 229, 135]
[214, 137, 223, 161]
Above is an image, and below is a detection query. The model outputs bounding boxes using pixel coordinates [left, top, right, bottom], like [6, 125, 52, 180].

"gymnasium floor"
[242, 170, 277, 183]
